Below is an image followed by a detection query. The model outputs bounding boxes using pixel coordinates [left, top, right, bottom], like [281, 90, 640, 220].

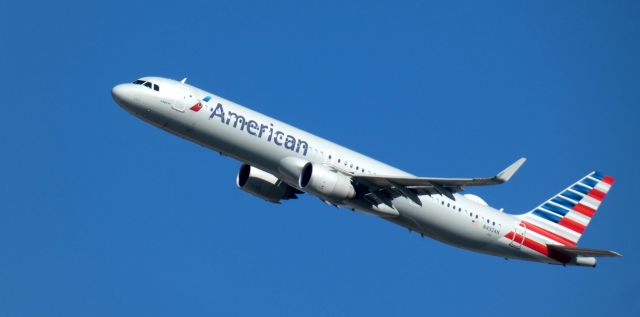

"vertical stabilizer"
[518, 171, 615, 246]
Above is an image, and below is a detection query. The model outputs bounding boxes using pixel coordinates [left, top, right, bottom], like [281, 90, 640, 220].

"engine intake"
[237, 164, 300, 203]
[299, 162, 355, 203]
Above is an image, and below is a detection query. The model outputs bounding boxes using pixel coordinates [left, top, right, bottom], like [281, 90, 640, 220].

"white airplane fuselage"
[112, 76, 611, 266]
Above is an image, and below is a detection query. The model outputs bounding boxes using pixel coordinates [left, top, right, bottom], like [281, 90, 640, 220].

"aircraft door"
[509, 222, 526, 249]
[172, 83, 190, 112]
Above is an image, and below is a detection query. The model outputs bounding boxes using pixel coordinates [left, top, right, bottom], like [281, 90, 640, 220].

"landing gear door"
[509, 222, 526, 249]
[172, 83, 190, 112]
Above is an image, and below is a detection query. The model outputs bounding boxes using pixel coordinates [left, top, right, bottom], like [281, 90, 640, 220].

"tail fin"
[518, 171, 615, 246]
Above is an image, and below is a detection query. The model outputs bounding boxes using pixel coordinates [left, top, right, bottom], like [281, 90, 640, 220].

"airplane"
[112, 76, 621, 267]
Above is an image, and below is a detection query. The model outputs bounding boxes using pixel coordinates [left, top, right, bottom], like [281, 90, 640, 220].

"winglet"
[496, 157, 526, 183]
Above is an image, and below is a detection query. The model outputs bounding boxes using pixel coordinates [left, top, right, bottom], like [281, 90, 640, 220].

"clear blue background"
[1, 1, 638, 316]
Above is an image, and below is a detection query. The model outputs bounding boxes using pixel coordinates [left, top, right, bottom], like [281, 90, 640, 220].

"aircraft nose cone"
[111, 84, 129, 107]
[112, 83, 142, 111]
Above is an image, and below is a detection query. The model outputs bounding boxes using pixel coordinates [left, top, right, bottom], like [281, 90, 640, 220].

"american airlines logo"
[208, 102, 309, 156]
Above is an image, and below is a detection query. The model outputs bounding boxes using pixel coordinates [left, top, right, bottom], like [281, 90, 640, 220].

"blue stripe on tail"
[533, 209, 562, 223]
[542, 203, 569, 216]
[552, 196, 576, 209]
[581, 178, 598, 187]
[572, 184, 590, 194]
[561, 190, 583, 202]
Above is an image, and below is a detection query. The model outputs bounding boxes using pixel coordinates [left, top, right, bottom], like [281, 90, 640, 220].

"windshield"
[132, 79, 160, 91]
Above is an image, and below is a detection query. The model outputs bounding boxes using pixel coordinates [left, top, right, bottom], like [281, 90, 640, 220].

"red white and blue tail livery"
[503, 172, 619, 266]
[520, 172, 614, 245]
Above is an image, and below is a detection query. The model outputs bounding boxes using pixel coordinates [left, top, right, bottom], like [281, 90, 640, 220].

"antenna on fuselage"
[180, 78, 187, 83]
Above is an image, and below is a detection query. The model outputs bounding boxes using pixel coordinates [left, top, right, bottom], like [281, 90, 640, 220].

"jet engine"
[236, 164, 301, 203]
[298, 162, 355, 203]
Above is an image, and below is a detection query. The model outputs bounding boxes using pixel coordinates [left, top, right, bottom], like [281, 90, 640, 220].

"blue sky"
[1, 1, 639, 316]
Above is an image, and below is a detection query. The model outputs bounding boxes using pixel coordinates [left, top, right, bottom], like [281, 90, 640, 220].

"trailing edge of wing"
[350, 157, 527, 191]
[547, 245, 622, 257]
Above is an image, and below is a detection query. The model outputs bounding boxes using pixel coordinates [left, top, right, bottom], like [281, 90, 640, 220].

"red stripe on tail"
[522, 221, 576, 246]
[573, 203, 596, 218]
[558, 217, 586, 234]
[587, 189, 606, 201]
[504, 232, 571, 263]
[602, 176, 615, 185]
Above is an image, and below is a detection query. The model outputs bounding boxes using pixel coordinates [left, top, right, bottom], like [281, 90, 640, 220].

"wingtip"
[496, 157, 527, 183]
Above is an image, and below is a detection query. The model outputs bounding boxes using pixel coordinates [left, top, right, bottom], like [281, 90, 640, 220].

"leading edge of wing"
[350, 157, 527, 189]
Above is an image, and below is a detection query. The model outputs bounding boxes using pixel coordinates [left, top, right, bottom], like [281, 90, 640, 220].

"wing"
[349, 158, 526, 202]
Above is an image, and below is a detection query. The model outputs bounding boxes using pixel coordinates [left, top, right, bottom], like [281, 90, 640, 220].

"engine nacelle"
[236, 164, 300, 203]
[298, 162, 355, 203]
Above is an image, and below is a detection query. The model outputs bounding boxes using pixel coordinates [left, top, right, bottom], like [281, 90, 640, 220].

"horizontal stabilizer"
[547, 245, 622, 257]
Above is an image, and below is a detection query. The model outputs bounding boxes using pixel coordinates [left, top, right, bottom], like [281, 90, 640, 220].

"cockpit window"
[132, 79, 160, 91]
